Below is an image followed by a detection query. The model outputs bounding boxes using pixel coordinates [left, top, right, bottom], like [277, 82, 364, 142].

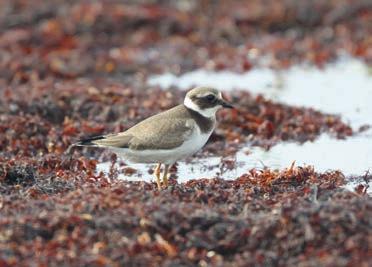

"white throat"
[184, 96, 219, 118]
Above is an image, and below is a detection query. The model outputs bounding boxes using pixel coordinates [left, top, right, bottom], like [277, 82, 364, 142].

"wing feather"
[76, 105, 195, 150]
[126, 118, 194, 150]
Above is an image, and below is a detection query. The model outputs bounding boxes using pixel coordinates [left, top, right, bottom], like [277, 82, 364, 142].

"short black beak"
[219, 99, 234, 109]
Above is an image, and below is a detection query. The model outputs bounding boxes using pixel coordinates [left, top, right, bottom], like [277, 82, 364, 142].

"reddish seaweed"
[0, 164, 371, 266]
[0, 1, 371, 266]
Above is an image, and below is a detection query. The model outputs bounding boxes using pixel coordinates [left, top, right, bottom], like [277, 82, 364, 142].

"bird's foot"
[156, 179, 162, 190]
[162, 176, 169, 189]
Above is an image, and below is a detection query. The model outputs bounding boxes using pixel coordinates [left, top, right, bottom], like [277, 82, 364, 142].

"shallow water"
[97, 129, 372, 180]
[98, 57, 372, 194]
[343, 176, 371, 195]
[149, 57, 372, 128]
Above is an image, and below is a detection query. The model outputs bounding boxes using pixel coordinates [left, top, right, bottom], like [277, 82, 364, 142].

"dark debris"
[0, 0, 371, 266]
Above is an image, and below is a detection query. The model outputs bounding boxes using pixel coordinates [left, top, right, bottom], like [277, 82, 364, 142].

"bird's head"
[184, 86, 233, 117]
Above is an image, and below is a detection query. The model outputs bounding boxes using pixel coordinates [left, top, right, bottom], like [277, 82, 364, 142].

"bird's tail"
[75, 135, 106, 146]
[65, 135, 105, 154]
[66, 133, 131, 154]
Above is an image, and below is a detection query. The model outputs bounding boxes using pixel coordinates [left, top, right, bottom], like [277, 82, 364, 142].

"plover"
[75, 86, 233, 189]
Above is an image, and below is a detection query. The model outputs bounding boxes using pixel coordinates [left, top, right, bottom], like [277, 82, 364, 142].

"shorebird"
[75, 86, 233, 189]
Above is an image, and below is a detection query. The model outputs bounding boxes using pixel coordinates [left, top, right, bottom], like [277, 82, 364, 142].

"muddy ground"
[0, 1, 371, 266]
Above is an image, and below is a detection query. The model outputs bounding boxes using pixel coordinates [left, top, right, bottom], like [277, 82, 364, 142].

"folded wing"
[77, 113, 194, 151]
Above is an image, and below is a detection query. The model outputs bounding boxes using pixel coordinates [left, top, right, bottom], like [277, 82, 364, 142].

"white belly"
[111, 127, 213, 164]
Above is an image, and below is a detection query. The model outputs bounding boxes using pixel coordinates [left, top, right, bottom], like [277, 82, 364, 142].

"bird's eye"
[205, 94, 216, 101]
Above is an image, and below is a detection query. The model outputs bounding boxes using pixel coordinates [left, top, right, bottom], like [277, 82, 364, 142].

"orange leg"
[162, 164, 170, 188]
[154, 163, 162, 190]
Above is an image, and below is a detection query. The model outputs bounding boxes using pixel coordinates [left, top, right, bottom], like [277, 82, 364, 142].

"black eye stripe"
[204, 94, 216, 101]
